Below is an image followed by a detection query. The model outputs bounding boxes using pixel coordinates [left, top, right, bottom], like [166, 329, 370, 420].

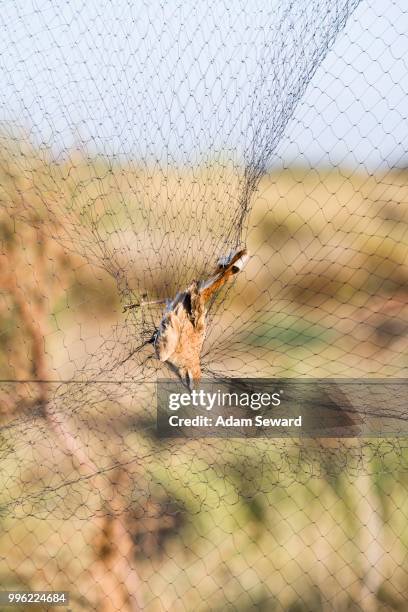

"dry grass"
[1, 142, 408, 610]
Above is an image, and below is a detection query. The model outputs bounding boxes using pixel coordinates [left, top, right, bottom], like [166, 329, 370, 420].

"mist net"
[1, 0, 408, 609]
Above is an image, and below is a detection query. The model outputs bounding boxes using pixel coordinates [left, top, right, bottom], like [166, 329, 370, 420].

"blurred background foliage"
[1, 141, 408, 610]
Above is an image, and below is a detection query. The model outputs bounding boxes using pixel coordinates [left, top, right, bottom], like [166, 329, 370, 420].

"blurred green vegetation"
[0, 142, 408, 610]
[241, 315, 334, 348]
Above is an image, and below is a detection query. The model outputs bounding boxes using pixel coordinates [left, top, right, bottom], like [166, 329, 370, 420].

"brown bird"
[152, 248, 249, 387]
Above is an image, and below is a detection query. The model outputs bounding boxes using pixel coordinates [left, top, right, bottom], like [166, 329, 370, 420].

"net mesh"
[1, 0, 408, 609]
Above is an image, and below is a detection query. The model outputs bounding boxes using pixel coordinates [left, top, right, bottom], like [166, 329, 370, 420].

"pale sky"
[0, 0, 407, 170]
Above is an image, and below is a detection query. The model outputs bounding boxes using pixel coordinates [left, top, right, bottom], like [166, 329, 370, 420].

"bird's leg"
[123, 298, 168, 312]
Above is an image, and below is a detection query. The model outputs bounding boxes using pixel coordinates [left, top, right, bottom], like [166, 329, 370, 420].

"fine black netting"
[1, 0, 408, 610]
